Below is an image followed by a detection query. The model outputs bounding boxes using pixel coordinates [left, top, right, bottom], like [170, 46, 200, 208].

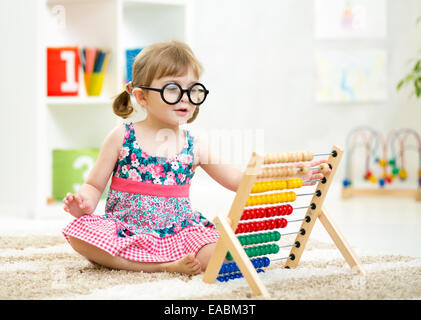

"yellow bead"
[369, 176, 377, 183]
[281, 180, 287, 189]
[378, 159, 387, 167]
[399, 169, 408, 180]
[290, 192, 296, 202]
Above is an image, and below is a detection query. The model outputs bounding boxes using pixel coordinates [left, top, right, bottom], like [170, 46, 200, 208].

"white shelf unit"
[38, 0, 191, 218]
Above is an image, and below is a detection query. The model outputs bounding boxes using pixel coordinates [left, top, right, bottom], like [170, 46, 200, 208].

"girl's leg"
[195, 242, 217, 272]
[67, 236, 201, 275]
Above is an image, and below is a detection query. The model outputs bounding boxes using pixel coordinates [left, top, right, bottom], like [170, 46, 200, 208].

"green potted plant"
[396, 16, 421, 98]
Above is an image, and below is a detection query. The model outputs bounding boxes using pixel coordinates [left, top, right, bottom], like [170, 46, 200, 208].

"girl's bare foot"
[163, 253, 202, 275]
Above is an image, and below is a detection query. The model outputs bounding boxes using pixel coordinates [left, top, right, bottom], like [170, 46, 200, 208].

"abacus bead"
[266, 207, 273, 217]
[263, 257, 271, 267]
[286, 204, 293, 214]
[301, 165, 309, 175]
[270, 219, 277, 229]
[304, 151, 313, 161]
[281, 218, 288, 228]
[290, 192, 296, 202]
[273, 244, 280, 254]
[320, 163, 329, 175]
[274, 231, 281, 241]
[263, 233, 270, 242]
[226, 252, 233, 260]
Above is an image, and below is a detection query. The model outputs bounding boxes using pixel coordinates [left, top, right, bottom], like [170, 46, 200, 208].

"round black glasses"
[136, 82, 209, 105]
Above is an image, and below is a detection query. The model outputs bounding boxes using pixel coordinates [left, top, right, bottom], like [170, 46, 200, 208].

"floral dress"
[62, 122, 220, 262]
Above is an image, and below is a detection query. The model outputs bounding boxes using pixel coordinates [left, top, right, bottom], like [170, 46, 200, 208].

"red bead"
[281, 218, 288, 228]
[258, 208, 265, 218]
[266, 207, 273, 217]
[272, 206, 279, 216]
[241, 210, 248, 220]
[275, 218, 283, 229]
[270, 219, 277, 230]
[245, 209, 251, 220]
[263, 208, 268, 217]
[259, 221, 266, 231]
[248, 209, 254, 220]
[286, 205, 293, 215]
[279, 205, 285, 216]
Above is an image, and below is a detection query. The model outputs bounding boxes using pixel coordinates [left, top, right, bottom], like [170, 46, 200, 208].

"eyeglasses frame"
[136, 81, 209, 106]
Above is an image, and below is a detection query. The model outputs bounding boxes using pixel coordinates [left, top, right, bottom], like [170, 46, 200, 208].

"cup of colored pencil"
[81, 48, 111, 96]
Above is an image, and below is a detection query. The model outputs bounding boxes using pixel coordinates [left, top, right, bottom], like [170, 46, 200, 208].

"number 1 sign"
[47, 47, 80, 96]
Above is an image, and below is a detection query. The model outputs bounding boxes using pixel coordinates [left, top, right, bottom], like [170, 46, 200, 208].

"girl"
[62, 40, 324, 276]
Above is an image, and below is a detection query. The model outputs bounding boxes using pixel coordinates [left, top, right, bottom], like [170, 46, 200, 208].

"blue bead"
[257, 268, 265, 273]
[343, 179, 351, 187]
[379, 179, 385, 187]
[229, 274, 235, 280]
[263, 257, 270, 267]
[217, 276, 224, 282]
[224, 275, 229, 282]
[234, 273, 242, 279]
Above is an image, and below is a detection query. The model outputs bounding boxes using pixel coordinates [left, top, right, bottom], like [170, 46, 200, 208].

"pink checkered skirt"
[63, 215, 220, 262]
[62, 179, 220, 263]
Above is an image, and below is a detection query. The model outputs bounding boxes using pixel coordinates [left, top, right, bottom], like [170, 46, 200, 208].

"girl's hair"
[113, 40, 203, 123]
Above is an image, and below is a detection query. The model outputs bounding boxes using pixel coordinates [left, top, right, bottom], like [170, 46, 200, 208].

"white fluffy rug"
[1, 230, 421, 300]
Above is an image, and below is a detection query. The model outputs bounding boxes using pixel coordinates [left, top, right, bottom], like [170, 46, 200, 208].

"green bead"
[388, 158, 396, 166]
[392, 167, 399, 175]
[226, 252, 233, 260]
[251, 247, 258, 257]
[262, 246, 269, 255]
[246, 247, 253, 257]
[272, 244, 280, 254]
[263, 233, 271, 243]
[274, 231, 281, 241]
[256, 234, 263, 244]
[249, 235, 255, 245]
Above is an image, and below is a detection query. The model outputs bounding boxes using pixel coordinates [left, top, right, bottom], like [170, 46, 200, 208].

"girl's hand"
[296, 159, 330, 186]
[63, 192, 94, 218]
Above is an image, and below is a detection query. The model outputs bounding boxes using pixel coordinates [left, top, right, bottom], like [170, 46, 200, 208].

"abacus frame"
[202, 145, 366, 298]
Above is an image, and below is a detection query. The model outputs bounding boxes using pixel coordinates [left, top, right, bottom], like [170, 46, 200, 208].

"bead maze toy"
[341, 127, 421, 201]
[203, 146, 365, 298]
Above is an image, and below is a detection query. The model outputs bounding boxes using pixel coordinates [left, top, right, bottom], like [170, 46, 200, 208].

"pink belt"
[110, 176, 190, 198]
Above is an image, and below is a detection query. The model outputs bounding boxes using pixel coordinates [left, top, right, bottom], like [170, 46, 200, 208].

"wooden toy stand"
[342, 187, 421, 201]
[203, 146, 365, 298]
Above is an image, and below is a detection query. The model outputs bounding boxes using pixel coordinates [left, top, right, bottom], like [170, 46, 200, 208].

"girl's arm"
[63, 125, 125, 217]
[195, 138, 326, 193]
[195, 138, 244, 192]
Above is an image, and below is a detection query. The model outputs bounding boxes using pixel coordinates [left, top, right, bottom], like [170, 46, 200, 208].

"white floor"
[1, 175, 420, 258]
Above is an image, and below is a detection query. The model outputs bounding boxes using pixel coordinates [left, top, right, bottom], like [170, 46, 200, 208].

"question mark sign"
[72, 155, 94, 193]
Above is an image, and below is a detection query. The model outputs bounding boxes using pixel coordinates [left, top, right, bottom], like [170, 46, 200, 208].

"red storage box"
[47, 47, 80, 96]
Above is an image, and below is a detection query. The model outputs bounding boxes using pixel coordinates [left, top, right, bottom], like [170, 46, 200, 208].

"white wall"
[188, 0, 421, 180]
[1, 0, 420, 218]
[0, 0, 42, 217]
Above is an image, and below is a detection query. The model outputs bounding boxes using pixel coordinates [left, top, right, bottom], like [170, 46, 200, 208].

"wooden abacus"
[203, 146, 365, 298]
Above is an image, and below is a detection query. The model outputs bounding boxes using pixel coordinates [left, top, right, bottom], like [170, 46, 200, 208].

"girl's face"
[135, 67, 199, 127]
